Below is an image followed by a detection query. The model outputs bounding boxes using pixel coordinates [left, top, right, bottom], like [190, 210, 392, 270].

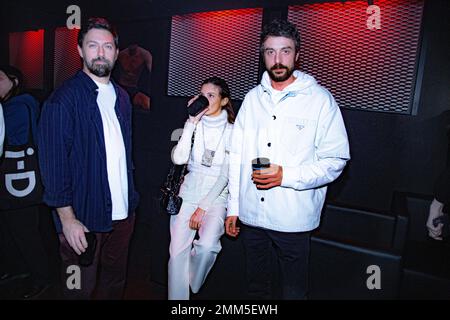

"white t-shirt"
[94, 80, 128, 220]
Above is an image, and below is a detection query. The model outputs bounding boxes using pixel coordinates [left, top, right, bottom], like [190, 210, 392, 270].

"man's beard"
[267, 63, 294, 82]
[86, 57, 114, 77]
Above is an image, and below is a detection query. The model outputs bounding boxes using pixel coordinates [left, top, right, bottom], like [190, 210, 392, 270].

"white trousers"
[168, 202, 226, 300]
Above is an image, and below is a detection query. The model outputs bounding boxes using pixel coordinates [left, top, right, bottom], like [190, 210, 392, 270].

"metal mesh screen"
[54, 27, 82, 89]
[168, 8, 263, 100]
[9, 30, 45, 90]
[288, 0, 424, 114]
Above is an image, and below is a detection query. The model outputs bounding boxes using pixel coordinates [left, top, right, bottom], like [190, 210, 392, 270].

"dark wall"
[126, 0, 450, 213]
[1, 0, 449, 212]
[1, 0, 449, 296]
[329, 0, 450, 210]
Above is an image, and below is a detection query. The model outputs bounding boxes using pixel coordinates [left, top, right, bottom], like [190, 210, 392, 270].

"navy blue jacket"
[38, 71, 139, 233]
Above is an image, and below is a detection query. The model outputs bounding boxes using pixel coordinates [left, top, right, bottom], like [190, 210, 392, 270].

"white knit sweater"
[172, 110, 232, 210]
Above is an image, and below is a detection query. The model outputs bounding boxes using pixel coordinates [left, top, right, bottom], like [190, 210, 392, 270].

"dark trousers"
[240, 223, 311, 300]
[58, 215, 135, 300]
[0, 205, 54, 286]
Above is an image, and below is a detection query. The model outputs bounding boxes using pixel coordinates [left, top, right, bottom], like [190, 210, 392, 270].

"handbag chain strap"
[179, 129, 195, 178]
[163, 128, 195, 191]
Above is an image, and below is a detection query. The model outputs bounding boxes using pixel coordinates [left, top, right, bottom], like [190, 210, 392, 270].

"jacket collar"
[260, 70, 317, 99]
[75, 70, 121, 97]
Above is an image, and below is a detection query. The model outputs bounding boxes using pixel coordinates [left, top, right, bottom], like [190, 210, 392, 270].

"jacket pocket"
[281, 117, 317, 155]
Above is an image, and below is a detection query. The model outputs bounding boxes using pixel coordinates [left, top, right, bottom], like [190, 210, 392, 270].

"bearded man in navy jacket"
[38, 17, 139, 299]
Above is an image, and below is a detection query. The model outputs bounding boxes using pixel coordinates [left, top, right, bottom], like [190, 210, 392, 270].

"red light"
[9, 30, 45, 89]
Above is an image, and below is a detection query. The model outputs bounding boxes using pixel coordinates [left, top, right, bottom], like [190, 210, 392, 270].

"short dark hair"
[77, 17, 119, 48]
[260, 19, 301, 54]
[0, 65, 23, 101]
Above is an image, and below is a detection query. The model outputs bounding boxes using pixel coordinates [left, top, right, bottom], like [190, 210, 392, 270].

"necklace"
[201, 122, 227, 167]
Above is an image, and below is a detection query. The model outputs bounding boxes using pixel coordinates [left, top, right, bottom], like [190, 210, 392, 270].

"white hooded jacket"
[227, 70, 350, 232]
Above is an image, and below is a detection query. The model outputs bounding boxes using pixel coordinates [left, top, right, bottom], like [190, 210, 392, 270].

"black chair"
[309, 203, 408, 299]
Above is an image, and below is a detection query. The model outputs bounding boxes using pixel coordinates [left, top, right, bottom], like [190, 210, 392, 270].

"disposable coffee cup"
[252, 157, 271, 172]
[188, 95, 209, 117]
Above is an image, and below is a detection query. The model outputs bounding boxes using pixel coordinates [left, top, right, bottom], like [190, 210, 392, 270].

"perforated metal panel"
[288, 0, 424, 114]
[9, 30, 45, 90]
[54, 27, 82, 89]
[168, 9, 263, 100]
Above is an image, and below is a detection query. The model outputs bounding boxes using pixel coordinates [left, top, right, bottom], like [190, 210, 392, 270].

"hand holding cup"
[251, 158, 283, 189]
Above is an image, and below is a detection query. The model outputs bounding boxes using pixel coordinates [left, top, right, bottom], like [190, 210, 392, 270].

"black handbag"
[160, 164, 187, 215]
[160, 129, 195, 215]
[0, 103, 44, 210]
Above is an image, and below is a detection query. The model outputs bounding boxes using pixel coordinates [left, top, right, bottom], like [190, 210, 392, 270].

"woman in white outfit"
[168, 77, 235, 300]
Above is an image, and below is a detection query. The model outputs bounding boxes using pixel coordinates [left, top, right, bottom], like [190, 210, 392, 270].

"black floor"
[0, 214, 167, 300]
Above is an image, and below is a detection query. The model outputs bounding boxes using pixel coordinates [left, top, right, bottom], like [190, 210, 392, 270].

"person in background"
[427, 167, 450, 240]
[225, 19, 350, 299]
[168, 76, 234, 300]
[0, 65, 53, 299]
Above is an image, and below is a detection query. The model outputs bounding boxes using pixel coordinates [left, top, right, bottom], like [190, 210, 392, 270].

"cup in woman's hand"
[188, 95, 209, 117]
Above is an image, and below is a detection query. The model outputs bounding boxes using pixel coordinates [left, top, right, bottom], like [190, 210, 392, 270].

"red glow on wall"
[9, 30, 45, 90]
[288, 0, 424, 113]
[174, 8, 262, 58]
[54, 27, 82, 88]
[168, 8, 263, 99]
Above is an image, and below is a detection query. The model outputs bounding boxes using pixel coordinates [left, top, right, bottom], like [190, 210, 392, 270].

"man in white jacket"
[225, 19, 350, 299]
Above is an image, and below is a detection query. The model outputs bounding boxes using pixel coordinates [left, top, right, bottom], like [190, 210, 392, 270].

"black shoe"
[0, 272, 30, 285]
[22, 284, 51, 300]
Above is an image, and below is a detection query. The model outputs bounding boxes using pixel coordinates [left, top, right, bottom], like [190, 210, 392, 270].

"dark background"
[2, 0, 449, 212]
[1, 0, 449, 299]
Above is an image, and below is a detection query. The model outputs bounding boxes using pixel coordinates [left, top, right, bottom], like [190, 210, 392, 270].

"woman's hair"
[201, 76, 235, 124]
[0, 65, 23, 102]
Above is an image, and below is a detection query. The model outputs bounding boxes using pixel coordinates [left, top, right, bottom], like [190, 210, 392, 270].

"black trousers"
[0, 205, 56, 286]
[240, 223, 311, 300]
